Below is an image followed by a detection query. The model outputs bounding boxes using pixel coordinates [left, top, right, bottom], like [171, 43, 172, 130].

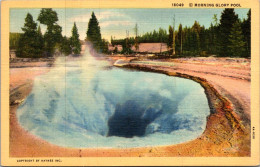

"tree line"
[111, 8, 251, 58]
[11, 9, 110, 58]
[13, 8, 82, 58]
[171, 8, 251, 57]
[11, 8, 250, 58]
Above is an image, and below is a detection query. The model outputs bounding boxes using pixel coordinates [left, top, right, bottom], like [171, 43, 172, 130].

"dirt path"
[9, 57, 251, 157]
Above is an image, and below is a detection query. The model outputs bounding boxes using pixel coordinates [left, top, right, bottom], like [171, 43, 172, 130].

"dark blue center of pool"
[108, 100, 162, 138]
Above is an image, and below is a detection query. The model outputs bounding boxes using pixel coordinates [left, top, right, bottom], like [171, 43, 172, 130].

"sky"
[10, 8, 250, 41]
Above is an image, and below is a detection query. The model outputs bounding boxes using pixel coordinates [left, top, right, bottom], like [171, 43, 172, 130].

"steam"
[17, 45, 210, 148]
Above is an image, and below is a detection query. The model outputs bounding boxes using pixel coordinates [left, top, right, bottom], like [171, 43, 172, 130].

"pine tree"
[241, 9, 251, 58]
[219, 8, 239, 57]
[17, 13, 41, 58]
[86, 12, 102, 51]
[210, 14, 221, 55]
[32, 25, 44, 57]
[212, 14, 219, 26]
[168, 26, 173, 54]
[114, 46, 118, 53]
[101, 39, 109, 53]
[61, 36, 72, 56]
[37, 26, 43, 39]
[199, 26, 207, 55]
[10, 33, 22, 50]
[191, 21, 201, 52]
[208, 22, 219, 54]
[38, 8, 62, 56]
[176, 24, 183, 55]
[111, 36, 114, 46]
[228, 21, 246, 57]
[70, 22, 81, 54]
[134, 23, 139, 52]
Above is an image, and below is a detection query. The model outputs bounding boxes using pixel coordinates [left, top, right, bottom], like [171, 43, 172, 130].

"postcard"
[1, 0, 259, 166]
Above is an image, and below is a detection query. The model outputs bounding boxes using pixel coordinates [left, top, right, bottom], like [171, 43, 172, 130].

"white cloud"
[96, 11, 129, 20]
[68, 13, 91, 23]
[67, 10, 131, 23]
[100, 20, 134, 28]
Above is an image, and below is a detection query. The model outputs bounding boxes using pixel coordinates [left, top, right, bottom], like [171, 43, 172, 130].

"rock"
[11, 99, 24, 105]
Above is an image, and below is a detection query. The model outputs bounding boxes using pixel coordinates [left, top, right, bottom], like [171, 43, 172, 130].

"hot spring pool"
[17, 48, 210, 148]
